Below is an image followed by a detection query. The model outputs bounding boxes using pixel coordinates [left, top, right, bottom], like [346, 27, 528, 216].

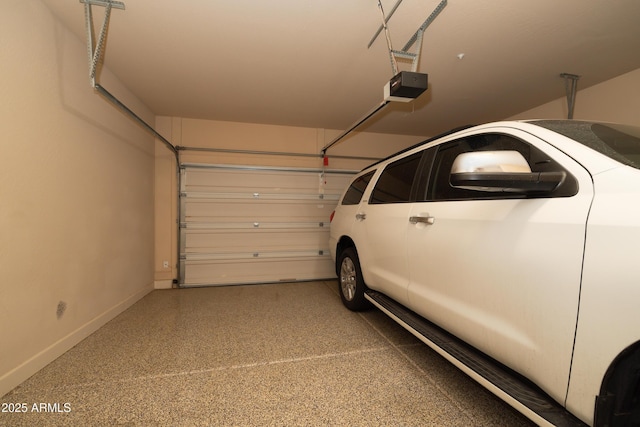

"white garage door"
[179, 163, 355, 287]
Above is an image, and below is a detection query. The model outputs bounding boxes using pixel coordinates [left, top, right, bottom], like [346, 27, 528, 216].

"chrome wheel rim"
[340, 257, 357, 301]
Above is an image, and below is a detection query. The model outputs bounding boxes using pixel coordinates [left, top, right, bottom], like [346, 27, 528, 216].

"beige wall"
[509, 68, 640, 126]
[153, 117, 427, 286]
[0, 0, 156, 396]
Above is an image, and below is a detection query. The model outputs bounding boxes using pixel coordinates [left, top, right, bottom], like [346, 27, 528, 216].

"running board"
[364, 290, 587, 427]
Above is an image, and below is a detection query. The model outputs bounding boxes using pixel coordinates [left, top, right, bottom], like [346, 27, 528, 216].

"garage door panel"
[183, 199, 335, 221]
[185, 168, 334, 195]
[180, 164, 354, 286]
[183, 257, 336, 287]
[185, 229, 330, 252]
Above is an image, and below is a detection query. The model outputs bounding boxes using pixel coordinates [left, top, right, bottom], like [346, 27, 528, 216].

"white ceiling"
[42, 0, 640, 137]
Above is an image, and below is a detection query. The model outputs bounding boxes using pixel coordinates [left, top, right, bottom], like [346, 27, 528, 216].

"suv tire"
[338, 247, 369, 311]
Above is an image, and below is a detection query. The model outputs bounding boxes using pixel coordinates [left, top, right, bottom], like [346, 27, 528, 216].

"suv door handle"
[355, 213, 367, 221]
[409, 214, 435, 225]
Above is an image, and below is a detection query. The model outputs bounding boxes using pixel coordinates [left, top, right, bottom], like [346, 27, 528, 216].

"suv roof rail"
[362, 124, 477, 170]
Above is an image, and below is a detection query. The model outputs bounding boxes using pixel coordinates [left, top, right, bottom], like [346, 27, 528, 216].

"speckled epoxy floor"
[0, 281, 534, 426]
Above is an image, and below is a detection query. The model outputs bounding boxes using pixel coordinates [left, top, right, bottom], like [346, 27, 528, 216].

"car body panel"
[329, 120, 640, 426]
[407, 197, 590, 403]
[352, 202, 414, 305]
[405, 128, 594, 404]
[566, 165, 640, 423]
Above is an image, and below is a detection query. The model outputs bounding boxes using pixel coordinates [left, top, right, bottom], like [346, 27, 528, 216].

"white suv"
[329, 120, 640, 427]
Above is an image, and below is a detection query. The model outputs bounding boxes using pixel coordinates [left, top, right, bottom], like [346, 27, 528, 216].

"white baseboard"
[154, 279, 174, 289]
[0, 283, 153, 397]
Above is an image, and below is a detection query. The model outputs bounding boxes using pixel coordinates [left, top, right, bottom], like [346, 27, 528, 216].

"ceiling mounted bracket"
[371, 0, 448, 75]
[368, 0, 404, 49]
[78, 0, 177, 158]
[560, 73, 580, 119]
[395, 0, 447, 73]
[80, 0, 125, 87]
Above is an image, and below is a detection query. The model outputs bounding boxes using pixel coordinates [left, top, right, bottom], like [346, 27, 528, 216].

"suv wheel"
[338, 247, 369, 311]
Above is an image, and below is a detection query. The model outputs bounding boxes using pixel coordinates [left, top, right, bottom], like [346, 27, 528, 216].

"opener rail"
[322, 0, 447, 154]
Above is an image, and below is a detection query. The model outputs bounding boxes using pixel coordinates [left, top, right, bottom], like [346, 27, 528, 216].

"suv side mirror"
[450, 151, 565, 194]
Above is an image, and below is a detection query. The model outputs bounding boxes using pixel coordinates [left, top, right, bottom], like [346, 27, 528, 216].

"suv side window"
[370, 151, 423, 204]
[341, 170, 376, 205]
[424, 133, 576, 201]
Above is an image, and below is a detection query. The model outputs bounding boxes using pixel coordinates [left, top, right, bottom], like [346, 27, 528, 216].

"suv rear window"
[533, 120, 640, 168]
[341, 171, 375, 205]
[370, 151, 422, 204]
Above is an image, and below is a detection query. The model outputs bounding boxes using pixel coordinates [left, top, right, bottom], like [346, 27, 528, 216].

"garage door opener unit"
[321, 0, 447, 155]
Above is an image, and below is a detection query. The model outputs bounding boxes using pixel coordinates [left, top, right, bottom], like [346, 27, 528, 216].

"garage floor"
[1, 281, 534, 426]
